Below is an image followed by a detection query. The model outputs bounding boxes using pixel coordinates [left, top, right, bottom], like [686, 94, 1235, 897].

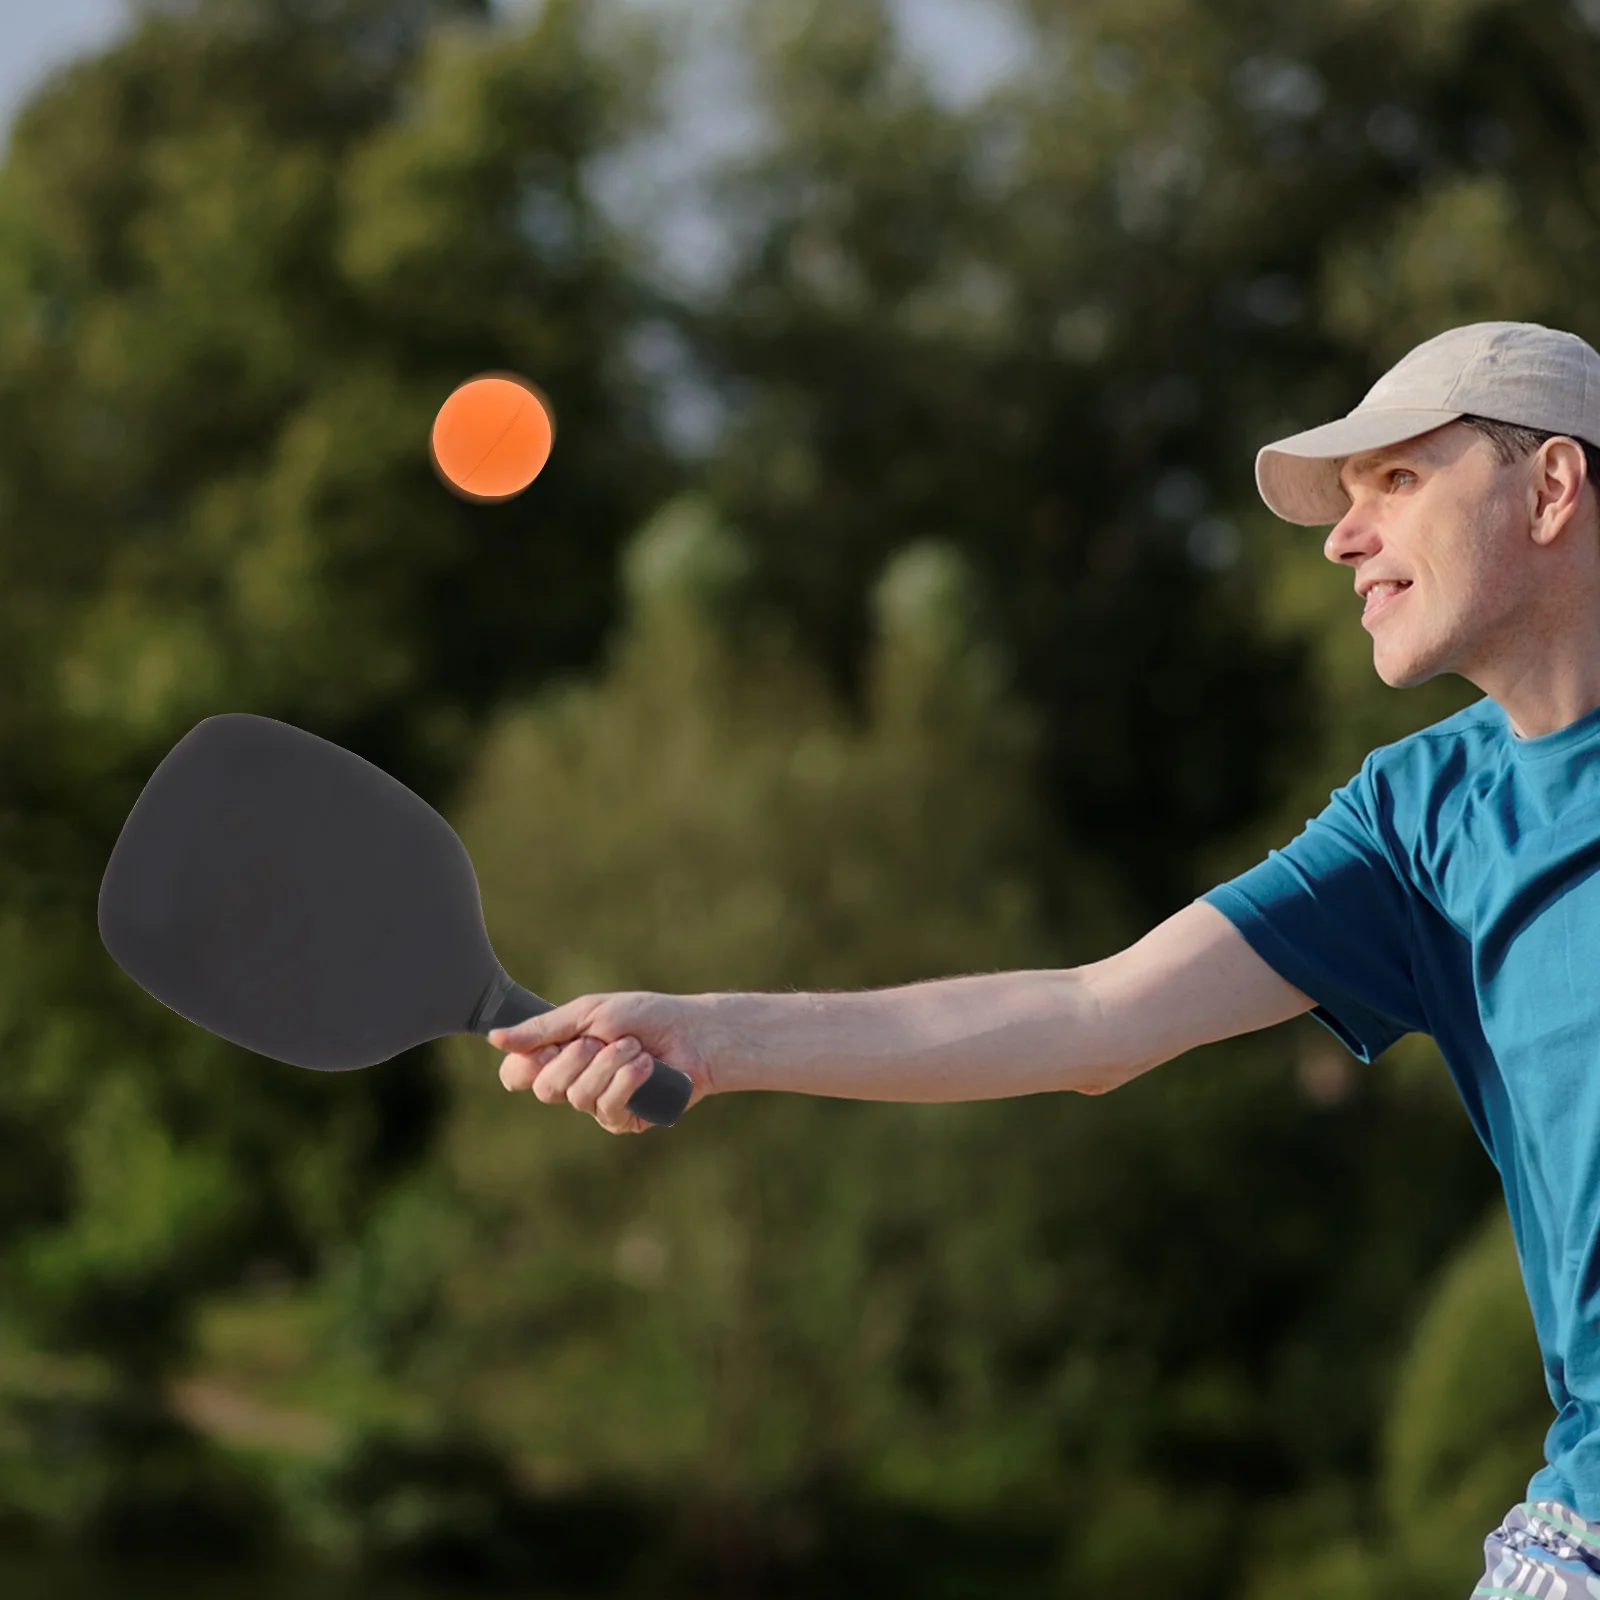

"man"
[491, 321, 1600, 1596]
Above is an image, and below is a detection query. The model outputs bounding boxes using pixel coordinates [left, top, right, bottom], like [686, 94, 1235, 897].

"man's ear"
[1529, 437, 1590, 547]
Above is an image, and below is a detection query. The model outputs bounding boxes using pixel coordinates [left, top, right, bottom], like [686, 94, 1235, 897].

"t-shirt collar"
[1499, 695, 1600, 761]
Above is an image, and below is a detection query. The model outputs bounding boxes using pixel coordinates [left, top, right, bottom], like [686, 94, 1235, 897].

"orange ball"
[430, 373, 555, 501]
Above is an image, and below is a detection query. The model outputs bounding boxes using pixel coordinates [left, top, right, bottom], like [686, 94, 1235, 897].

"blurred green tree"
[1382, 1204, 1552, 1594]
[684, 0, 1600, 916]
[337, 503, 1116, 1591]
[0, 0, 672, 1531]
[1244, 1203, 1551, 1599]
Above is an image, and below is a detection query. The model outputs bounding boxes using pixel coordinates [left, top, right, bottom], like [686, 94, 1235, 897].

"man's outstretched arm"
[491, 900, 1317, 1133]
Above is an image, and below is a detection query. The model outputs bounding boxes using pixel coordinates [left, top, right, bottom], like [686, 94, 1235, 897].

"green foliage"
[1384, 1205, 1550, 1589]
[421, 502, 1085, 1431]
[267, 508, 1094, 1589]
[15, 1071, 238, 1377]
[688, 0, 1600, 918]
[1246, 1204, 1551, 1599]
[0, 1385, 280, 1563]
[458, 497, 1104, 1002]
[695, 0, 1330, 917]
[0, 0, 667, 1393]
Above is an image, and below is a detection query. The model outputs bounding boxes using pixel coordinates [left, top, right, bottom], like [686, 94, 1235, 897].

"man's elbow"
[1067, 1053, 1164, 1097]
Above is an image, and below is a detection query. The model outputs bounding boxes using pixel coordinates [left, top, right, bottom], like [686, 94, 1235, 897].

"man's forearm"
[492, 902, 1303, 1128]
[703, 966, 1144, 1102]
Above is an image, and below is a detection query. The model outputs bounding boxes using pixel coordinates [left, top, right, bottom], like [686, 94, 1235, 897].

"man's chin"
[1372, 648, 1442, 690]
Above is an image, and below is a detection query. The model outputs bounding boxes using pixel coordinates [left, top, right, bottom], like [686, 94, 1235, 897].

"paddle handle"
[479, 980, 693, 1128]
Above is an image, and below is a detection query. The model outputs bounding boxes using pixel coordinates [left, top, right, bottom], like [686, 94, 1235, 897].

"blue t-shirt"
[1202, 694, 1600, 1516]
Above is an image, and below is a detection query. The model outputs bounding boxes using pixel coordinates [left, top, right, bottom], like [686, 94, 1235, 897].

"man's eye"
[1387, 469, 1416, 489]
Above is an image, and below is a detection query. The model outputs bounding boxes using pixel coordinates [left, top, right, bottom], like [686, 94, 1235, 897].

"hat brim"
[1255, 407, 1465, 525]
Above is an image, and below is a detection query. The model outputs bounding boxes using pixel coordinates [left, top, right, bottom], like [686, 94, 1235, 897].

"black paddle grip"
[481, 980, 694, 1128]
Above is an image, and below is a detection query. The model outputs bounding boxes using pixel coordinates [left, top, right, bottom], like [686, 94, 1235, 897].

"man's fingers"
[567, 1036, 651, 1128]
[529, 1036, 607, 1104]
[592, 1045, 655, 1133]
[501, 1035, 653, 1134]
[498, 1036, 599, 1099]
[499, 1043, 559, 1093]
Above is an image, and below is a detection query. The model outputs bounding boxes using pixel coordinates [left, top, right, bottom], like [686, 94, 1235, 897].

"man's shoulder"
[1362, 697, 1503, 781]
[1347, 699, 1504, 833]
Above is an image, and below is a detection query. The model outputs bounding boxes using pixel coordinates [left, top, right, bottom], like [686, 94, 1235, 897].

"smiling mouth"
[1363, 580, 1411, 622]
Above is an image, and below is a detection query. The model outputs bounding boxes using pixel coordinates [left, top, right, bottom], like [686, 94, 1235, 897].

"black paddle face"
[100, 713, 502, 1070]
[98, 714, 692, 1125]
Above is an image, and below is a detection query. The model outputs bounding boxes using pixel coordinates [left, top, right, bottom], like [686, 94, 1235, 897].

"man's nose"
[1323, 501, 1377, 565]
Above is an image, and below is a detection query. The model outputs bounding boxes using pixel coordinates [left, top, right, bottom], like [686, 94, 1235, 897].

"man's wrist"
[694, 989, 821, 1095]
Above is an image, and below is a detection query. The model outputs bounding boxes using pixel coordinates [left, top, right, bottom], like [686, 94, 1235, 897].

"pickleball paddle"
[97, 712, 693, 1127]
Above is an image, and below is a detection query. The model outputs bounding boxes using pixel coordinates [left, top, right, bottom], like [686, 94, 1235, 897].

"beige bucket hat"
[1256, 321, 1600, 525]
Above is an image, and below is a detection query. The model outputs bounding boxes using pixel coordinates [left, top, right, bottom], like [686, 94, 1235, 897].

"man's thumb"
[489, 996, 599, 1052]
[489, 1016, 553, 1050]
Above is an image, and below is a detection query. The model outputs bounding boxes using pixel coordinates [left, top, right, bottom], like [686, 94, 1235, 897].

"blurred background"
[0, 0, 1582, 1594]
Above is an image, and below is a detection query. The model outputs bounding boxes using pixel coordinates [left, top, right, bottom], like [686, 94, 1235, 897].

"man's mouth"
[1363, 580, 1411, 623]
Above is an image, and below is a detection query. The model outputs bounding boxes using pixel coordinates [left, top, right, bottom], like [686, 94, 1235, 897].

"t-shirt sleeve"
[1199, 761, 1430, 1062]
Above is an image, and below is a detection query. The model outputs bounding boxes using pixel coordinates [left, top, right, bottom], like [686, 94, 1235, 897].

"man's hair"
[1459, 413, 1600, 490]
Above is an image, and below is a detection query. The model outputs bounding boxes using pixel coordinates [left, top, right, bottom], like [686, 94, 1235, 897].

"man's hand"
[489, 992, 716, 1135]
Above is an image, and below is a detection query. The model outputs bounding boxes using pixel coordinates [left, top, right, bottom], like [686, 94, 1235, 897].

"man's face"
[1324, 422, 1535, 690]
